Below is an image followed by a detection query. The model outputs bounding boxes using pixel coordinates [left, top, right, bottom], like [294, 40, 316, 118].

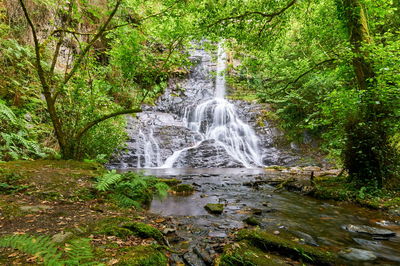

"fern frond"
[111, 193, 141, 208]
[64, 238, 95, 265]
[95, 170, 123, 191]
[0, 234, 59, 264]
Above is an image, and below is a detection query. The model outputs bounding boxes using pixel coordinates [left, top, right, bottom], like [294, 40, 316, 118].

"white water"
[160, 44, 263, 168]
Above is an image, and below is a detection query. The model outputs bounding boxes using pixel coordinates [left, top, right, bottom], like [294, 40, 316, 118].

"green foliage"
[0, 100, 48, 161]
[95, 171, 169, 208]
[0, 234, 98, 265]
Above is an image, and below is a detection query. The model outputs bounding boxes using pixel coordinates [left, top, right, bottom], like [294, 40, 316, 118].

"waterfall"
[160, 44, 263, 168]
[215, 43, 227, 98]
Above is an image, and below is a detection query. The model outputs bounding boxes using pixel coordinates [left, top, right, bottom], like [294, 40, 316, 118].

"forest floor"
[0, 160, 181, 265]
[1, 160, 399, 265]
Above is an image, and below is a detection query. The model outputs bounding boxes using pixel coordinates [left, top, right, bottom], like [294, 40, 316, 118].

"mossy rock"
[117, 245, 167, 266]
[237, 229, 335, 265]
[220, 240, 289, 266]
[122, 222, 164, 243]
[170, 184, 194, 194]
[204, 203, 224, 214]
[243, 216, 261, 226]
[156, 178, 181, 186]
[91, 217, 135, 238]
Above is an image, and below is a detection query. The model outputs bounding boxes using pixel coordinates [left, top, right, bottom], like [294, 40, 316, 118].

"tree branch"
[75, 108, 142, 141]
[50, 2, 73, 75]
[209, 0, 297, 27]
[61, 0, 122, 91]
[272, 58, 336, 95]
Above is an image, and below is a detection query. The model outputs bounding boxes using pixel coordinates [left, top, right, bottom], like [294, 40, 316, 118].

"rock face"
[173, 140, 244, 168]
[109, 46, 298, 169]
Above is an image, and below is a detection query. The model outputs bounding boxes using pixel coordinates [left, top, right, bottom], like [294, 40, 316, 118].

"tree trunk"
[339, 0, 395, 188]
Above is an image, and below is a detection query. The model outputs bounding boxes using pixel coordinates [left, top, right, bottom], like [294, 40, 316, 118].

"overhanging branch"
[209, 0, 297, 27]
[75, 108, 142, 141]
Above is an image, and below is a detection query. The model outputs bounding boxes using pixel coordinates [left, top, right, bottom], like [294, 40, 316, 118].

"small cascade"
[160, 44, 263, 168]
[136, 129, 161, 168]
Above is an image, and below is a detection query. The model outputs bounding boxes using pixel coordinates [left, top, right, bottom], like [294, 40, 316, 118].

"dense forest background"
[0, 0, 399, 189]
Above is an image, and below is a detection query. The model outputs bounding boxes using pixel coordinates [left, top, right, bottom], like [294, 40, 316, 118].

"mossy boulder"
[92, 217, 135, 239]
[170, 184, 194, 194]
[157, 178, 181, 186]
[122, 222, 164, 243]
[220, 240, 289, 266]
[243, 216, 261, 226]
[117, 245, 167, 266]
[237, 229, 335, 265]
[204, 203, 224, 214]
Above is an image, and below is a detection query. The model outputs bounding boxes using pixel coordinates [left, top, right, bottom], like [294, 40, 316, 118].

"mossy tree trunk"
[339, 0, 396, 188]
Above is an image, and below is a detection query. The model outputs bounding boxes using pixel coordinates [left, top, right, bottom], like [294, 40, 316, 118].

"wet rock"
[208, 231, 227, 238]
[51, 232, 73, 243]
[163, 228, 176, 235]
[170, 184, 195, 194]
[291, 231, 319, 246]
[183, 251, 207, 266]
[237, 229, 335, 264]
[251, 208, 262, 215]
[193, 246, 213, 265]
[343, 224, 396, 237]
[388, 207, 400, 217]
[353, 238, 382, 250]
[20, 205, 51, 212]
[204, 203, 224, 214]
[174, 140, 244, 168]
[243, 216, 261, 226]
[339, 248, 377, 261]
[169, 254, 185, 266]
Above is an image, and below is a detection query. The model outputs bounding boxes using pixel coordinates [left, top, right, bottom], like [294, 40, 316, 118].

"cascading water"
[109, 44, 296, 169]
[160, 44, 263, 168]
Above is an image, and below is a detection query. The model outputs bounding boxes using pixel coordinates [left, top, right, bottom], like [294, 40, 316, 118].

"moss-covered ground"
[0, 160, 171, 265]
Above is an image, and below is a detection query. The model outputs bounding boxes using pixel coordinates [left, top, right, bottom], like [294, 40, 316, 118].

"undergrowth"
[95, 170, 169, 208]
[0, 234, 99, 265]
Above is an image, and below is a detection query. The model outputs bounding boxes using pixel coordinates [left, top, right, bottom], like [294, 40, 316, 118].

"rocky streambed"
[125, 168, 400, 265]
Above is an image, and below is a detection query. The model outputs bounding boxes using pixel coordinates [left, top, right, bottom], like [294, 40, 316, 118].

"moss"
[220, 241, 289, 266]
[204, 203, 224, 214]
[91, 217, 135, 239]
[156, 178, 181, 186]
[0, 199, 24, 218]
[237, 229, 335, 265]
[122, 222, 164, 243]
[243, 216, 261, 226]
[117, 245, 167, 266]
[170, 184, 194, 194]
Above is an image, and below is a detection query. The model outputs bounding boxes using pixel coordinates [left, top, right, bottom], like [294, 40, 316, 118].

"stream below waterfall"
[124, 168, 400, 265]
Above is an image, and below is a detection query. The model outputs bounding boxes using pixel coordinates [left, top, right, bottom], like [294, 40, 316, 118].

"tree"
[17, 0, 188, 159]
[17, 0, 141, 159]
[338, 0, 399, 188]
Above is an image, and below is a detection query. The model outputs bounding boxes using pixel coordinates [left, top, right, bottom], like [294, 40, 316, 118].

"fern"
[95, 171, 170, 208]
[95, 170, 123, 191]
[0, 234, 61, 264]
[0, 234, 101, 265]
[64, 238, 96, 265]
